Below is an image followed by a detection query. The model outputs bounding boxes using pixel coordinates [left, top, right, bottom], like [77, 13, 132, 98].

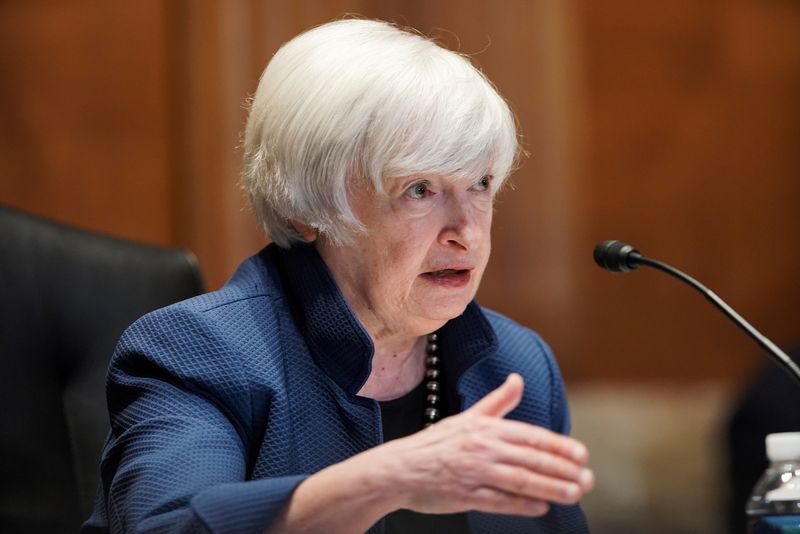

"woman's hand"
[268, 374, 592, 533]
[373, 373, 594, 517]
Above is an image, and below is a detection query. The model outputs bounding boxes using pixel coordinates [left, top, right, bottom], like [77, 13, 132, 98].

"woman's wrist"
[267, 445, 406, 533]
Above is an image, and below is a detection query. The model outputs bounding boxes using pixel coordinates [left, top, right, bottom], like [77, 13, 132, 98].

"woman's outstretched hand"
[376, 373, 594, 517]
[268, 374, 593, 533]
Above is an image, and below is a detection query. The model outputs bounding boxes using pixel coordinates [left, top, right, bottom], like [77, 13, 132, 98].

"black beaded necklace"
[423, 332, 442, 427]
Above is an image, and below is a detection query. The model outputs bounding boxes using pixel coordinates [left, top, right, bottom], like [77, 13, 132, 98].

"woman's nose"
[438, 198, 486, 251]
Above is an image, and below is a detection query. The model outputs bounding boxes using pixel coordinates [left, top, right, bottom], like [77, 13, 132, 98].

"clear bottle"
[746, 432, 800, 533]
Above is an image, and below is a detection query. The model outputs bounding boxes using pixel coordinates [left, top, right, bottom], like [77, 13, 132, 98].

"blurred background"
[1, 1, 799, 532]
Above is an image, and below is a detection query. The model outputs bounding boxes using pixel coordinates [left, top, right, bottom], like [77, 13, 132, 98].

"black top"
[380, 378, 471, 534]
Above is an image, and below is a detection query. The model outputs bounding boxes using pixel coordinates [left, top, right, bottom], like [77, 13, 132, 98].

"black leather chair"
[0, 205, 204, 533]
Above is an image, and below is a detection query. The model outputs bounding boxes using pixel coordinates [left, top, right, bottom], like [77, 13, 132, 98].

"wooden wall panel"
[0, 1, 173, 245]
[167, 0, 264, 289]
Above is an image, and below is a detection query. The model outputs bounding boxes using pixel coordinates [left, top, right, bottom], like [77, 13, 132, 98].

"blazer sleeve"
[86, 304, 307, 534]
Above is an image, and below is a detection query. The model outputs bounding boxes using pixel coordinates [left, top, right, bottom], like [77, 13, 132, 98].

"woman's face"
[315, 172, 494, 345]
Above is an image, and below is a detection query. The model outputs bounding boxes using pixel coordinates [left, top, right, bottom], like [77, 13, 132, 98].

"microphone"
[594, 240, 800, 385]
[593, 240, 642, 272]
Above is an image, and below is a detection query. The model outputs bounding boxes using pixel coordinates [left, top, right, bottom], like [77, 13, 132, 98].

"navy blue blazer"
[84, 243, 588, 533]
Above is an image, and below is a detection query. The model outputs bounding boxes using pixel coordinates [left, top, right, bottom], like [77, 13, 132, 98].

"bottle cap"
[766, 432, 800, 462]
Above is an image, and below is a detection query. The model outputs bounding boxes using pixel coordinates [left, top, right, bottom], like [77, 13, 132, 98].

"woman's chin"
[415, 300, 471, 328]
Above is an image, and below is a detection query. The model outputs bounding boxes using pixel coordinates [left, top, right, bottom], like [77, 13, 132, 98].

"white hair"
[242, 18, 519, 247]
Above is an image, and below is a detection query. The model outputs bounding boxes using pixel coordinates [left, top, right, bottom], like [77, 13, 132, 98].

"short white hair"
[242, 18, 519, 247]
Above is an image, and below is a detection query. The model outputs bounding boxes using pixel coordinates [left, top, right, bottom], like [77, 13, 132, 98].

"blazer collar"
[270, 243, 498, 396]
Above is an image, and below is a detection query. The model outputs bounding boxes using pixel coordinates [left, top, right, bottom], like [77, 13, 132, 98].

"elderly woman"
[85, 19, 593, 534]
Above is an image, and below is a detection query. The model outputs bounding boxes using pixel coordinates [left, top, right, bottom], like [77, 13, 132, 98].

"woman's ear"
[290, 220, 319, 242]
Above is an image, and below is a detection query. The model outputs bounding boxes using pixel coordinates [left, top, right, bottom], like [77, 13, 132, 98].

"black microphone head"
[594, 240, 641, 272]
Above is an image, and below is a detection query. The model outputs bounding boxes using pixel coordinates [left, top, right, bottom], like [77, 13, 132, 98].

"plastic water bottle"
[746, 432, 800, 533]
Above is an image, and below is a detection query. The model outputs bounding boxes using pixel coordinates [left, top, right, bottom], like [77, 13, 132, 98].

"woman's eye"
[475, 174, 492, 192]
[406, 181, 429, 199]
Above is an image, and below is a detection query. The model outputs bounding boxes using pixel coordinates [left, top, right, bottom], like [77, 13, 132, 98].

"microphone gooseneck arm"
[595, 240, 800, 386]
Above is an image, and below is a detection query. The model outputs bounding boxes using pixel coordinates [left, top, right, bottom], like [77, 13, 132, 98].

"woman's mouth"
[420, 269, 471, 288]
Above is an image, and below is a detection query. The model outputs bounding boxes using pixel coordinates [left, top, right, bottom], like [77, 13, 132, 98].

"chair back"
[0, 205, 204, 533]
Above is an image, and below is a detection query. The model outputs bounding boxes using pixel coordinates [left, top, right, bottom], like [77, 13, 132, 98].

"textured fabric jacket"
[84, 243, 589, 533]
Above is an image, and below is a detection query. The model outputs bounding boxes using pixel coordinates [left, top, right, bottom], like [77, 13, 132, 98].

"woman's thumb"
[468, 373, 524, 418]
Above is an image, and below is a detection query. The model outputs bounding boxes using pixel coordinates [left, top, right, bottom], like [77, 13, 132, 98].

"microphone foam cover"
[594, 240, 640, 272]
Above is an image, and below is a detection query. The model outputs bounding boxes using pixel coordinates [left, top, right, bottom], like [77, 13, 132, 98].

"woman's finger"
[472, 417, 589, 464]
[466, 373, 524, 418]
[466, 487, 550, 517]
[469, 437, 593, 489]
[477, 463, 586, 505]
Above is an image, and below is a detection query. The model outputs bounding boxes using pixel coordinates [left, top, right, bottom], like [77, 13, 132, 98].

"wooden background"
[2, 0, 799, 386]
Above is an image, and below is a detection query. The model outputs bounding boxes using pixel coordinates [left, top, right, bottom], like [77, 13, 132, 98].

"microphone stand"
[629, 251, 800, 386]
